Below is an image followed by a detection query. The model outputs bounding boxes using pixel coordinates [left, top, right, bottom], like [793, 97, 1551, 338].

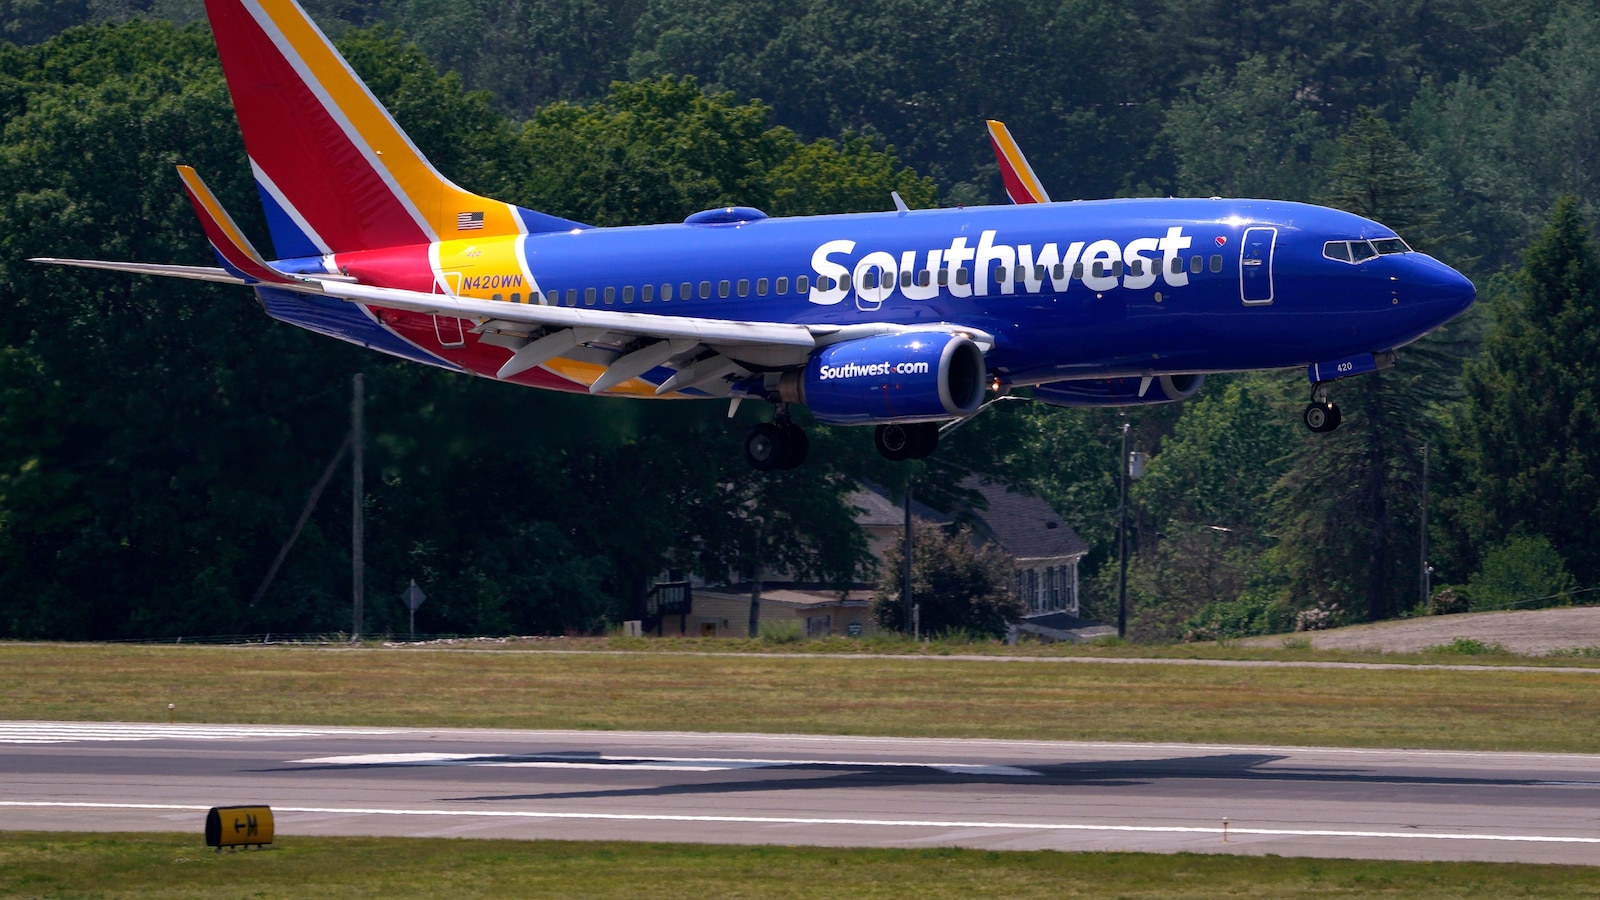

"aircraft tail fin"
[205, 0, 583, 258]
[986, 120, 1051, 205]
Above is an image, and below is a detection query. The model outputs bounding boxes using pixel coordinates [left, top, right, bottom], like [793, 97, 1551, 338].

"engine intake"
[780, 332, 986, 424]
[1032, 374, 1205, 407]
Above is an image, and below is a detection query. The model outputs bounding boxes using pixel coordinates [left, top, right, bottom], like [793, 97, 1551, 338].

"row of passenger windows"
[483, 255, 1230, 307]
[1323, 237, 1411, 263]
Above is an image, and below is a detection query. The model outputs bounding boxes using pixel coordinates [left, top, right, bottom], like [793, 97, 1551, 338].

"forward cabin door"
[1240, 226, 1277, 305]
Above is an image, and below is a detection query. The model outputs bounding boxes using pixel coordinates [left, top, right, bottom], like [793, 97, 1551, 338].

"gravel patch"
[1237, 606, 1600, 655]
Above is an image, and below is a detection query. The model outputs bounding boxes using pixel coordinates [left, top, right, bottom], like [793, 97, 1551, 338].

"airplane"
[34, 0, 1476, 471]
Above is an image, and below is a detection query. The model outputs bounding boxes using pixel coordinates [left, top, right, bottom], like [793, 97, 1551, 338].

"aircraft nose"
[1409, 255, 1476, 324]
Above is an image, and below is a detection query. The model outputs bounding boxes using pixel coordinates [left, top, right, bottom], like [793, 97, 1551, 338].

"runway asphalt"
[2, 721, 1598, 865]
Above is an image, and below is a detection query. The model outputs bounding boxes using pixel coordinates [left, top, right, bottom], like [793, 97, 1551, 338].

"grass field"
[4, 642, 1599, 751]
[4, 832, 1599, 899]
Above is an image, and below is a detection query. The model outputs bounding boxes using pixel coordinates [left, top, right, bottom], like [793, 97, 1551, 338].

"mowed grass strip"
[3, 832, 1599, 899]
[4, 644, 1599, 751]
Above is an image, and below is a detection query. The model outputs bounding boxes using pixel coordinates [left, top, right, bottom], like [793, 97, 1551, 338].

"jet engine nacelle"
[779, 332, 987, 425]
[1032, 374, 1205, 407]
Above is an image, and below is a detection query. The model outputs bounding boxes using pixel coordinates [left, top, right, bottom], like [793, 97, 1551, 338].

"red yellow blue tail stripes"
[177, 165, 297, 285]
[205, 0, 581, 257]
[986, 120, 1051, 205]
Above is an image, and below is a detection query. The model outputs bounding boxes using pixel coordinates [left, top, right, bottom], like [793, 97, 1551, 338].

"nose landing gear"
[1303, 384, 1342, 433]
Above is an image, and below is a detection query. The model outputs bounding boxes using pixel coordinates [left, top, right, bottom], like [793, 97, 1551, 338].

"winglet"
[176, 165, 299, 286]
[986, 120, 1051, 205]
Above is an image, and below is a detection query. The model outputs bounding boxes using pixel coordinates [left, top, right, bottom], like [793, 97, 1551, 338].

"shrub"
[1425, 638, 1509, 655]
[1465, 534, 1576, 611]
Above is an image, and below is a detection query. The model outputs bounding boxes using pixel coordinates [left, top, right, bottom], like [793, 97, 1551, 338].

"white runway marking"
[3, 801, 1597, 845]
[0, 722, 399, 744]
[290, 751, 1040, 777]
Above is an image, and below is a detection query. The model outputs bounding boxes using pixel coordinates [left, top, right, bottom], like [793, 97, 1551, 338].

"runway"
[2, 721, 1598, 865]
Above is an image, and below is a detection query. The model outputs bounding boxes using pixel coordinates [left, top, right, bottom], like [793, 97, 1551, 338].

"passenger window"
[643, 283, 654, 302]
[680, 282, 691, 300]
[587, 287, 598, 305]
[699, 281, 711, 299]
[955, 267, 969, 286]
[1190, 256, 1203, 274]
[603, 287, 615, 304]
[622, 286, 633, 304]
[1092, 262, 1105, 278]
[901, 271, 913, 288]
[1014, 264, 1027, 282]
[797, 275, 810, 292]
[938, 269, 950, 286]
[737, 279, 749, 296]
[718, 280, 730, 298]
[1129, 261, 1142, 277]
[1111, 261, 1123, 277]
[1170, 258, 1182, 274]
[756, 278, 768, 295]
[510, 292, 521, 303]
[1350, 241, 1377, 262]
[777, 276, 789, 294]
[491, 293, 502, 302]
[1034, 264, 1046, 281]
[565, 288, 577, 306]
[995, 266, 1008, 283]
[1073, 263, 1084, 279]
[1323, 241, 1352, 262]
[1209, 255, 1223, 273]
[1053, 263, 1065, 280]
[918, 270, 931, 287]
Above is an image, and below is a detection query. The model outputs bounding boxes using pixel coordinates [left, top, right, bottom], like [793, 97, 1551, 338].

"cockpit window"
[1325, 237, 1410, 264]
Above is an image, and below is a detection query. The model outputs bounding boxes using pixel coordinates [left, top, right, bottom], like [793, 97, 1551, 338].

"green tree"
[873, 521, 1022, 639]
[1160, 55, 1327, 201]
[1465, 533, 1576, 611]
[1453, 197, 1600, 586]
[514, 75, 933, 225]
[1407, 5, 1600, 273]
[1266, 113, 1463, 622]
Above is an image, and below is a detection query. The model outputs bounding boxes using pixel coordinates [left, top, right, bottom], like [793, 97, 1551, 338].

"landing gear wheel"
[779, 423, 809, 469]
[874, 424, 914, 462]
[1303, 401, 1342, 433]
[874, 422, 940, 462]
[743, 423, 785, 470]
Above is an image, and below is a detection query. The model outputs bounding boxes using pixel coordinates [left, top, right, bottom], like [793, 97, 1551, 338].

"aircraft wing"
[33, 254, 992, 352]
[35, 166, 993, 393]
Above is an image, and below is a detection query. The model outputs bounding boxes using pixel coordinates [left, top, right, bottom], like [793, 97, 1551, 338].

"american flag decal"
[456, 211, 485, 230]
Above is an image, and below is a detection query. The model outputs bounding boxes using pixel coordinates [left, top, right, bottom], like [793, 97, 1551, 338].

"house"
[955, 475, 1089, 617]
[640, 475, 1095, 638]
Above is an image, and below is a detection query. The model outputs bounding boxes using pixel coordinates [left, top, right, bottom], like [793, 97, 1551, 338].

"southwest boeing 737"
[35, 0, 1476, 470]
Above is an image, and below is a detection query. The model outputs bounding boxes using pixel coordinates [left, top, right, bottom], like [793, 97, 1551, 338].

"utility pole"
[1420, 441, 1431, 609]
[351, 373, 364, 641]
[1117, 421, 1130, 639]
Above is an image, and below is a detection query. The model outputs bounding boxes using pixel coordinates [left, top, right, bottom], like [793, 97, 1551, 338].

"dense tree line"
[2, 2, 1599, 640]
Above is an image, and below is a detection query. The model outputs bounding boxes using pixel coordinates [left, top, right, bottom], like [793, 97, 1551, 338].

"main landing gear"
[742, 409, 809, 471]
[874, 422, 939, 461]
[1303, 384, 1342, 433]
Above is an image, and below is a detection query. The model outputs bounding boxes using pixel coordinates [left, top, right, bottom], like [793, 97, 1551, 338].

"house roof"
[958, 474, 1090, 561]
[849, 480, 953, 528]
